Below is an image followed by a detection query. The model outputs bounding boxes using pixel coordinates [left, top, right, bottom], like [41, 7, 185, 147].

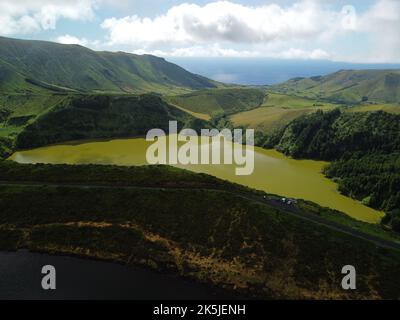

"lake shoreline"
[8, 136, 383, 223]
[0, 246, 243, 300]
[0, 161, 398, 299]
[0, 249, 238, 301]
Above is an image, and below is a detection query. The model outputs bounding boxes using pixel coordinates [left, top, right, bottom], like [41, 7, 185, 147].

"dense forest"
[264, 109, 400, 230]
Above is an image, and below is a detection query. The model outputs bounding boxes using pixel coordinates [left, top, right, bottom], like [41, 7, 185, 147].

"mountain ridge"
[0, 36, 217, 94]
[271, 69, 400, 104]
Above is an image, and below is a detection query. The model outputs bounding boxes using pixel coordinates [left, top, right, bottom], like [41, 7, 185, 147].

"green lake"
[9, 136, 383, 223]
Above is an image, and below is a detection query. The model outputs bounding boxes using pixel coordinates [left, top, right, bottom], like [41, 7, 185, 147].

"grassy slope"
[271, 69, 400, 104]
[0, 36, 217, 95]
[0, 161, 399, 299]
[230, 92, 337, 132]
[230, 106, 316, 133]
[166, 101, 211, 121]
[263, 92, 338, 109]
[0, 94, 69, 135]
[346, 103, 400, 114]
[165, 88, 265, 117]
[0, 93, 70, 156]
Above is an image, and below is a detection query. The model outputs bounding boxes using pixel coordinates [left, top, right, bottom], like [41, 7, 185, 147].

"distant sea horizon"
[168, 57, 400, 86]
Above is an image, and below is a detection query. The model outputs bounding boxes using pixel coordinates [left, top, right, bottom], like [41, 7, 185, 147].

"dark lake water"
[0, 250, 228, 300]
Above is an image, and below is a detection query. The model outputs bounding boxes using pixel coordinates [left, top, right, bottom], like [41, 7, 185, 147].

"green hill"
[271, 69, 400, 104]
[0, 161, 399, 299]
[264, 109, 400, 160]
[0, 61, 70, 94]
[166, 88, 265, 117]
[0, 36, 217, 94]
[15, 94, 208, 149]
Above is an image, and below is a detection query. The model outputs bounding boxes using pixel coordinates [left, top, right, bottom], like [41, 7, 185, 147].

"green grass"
[165, 87, 265, 117]
[0, 93, 70, 143]
[0, 93, 67, 117]
[230, 106, 334, 133]
[298, 199, 400, 243]
[262, 92, 338, 109]
[167, 101, 211, 120]
[0, 126, 22, 137]
[229, 92, 338, 133]
[346, 103, 400, 114]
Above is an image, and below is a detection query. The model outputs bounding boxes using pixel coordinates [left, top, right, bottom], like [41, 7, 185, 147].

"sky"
[0, 0, 399, 63]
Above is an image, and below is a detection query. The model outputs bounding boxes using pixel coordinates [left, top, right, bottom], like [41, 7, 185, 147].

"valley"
[0, 36, 400, 299]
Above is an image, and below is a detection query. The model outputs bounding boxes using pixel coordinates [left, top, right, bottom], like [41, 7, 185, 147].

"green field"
[166, 101, 211, 120]
[346, 103, 400, 114]
[230, 106, 316, 132]
[262, 92, 338, 109]
[230, 92, 337, 132]
[230, 91, 400, 133]
[165, 87, 265, 117]
[0, 93, 67, 117]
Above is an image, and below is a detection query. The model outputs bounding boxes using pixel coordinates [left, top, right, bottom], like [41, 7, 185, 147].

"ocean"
[168, 58, 400, 86]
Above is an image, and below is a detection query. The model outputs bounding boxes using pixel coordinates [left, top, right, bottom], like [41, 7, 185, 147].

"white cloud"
[356, 0, 400, 62]
[132, 45, 331, 60]
[55, 34, 102, 50]
[1, 0, 399, 63]
[278, 48, 331, 60]
[133, 44, 260, 58]
[0, 0, 96, 35]
[101, 0, 400, 62]
[56, 34, 89, 46]
[100, 0, 365, 60]
[101, 1, 344, 48]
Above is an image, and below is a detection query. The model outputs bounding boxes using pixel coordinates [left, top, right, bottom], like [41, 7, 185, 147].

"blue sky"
[0, 0, 399, 63]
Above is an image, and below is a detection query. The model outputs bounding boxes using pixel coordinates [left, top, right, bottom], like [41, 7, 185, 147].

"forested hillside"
[265, 109, 400, 160]
[264, 110, 400, 227]
[15, 94, 208, 149]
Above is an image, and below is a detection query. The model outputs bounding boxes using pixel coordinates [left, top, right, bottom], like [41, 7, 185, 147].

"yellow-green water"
[9, 137, 383, 223]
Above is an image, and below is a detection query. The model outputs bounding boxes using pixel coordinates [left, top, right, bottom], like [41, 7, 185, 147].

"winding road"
[1, 180, 400, 252]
